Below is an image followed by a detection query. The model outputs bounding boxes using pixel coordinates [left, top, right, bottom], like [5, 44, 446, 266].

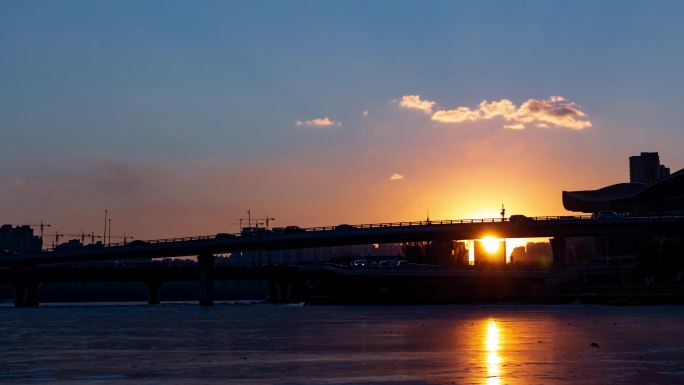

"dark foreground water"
[1, 303, 683, 385]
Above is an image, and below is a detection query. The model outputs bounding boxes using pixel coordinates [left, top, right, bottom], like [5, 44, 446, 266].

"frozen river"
[1, 303, 683, 384]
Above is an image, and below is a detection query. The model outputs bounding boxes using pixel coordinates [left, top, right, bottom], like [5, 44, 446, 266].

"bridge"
[2, 215, 683, 306]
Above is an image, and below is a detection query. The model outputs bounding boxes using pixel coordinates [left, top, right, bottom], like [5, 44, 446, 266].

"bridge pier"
[11, 281, 41, 307]
[267, 279, 281, 303]
[550, 237, 567, 270]
[198, 254, 215, 306]
[144, 280, 163, 305]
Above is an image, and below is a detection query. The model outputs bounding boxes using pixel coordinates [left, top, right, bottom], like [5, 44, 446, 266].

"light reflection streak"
[485, 319, 501, 385]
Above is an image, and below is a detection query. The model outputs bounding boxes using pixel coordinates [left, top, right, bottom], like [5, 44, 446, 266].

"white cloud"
[399, 95, 592, 130]
[389, 173, 404, 181]
[431, 106, 481, 123]
[515, 96, 592, 130]
[504, 123, 525, 130]
[294, 117, 341, 127]
[478, 99, 517, 120]
[398, 95, 436, 114]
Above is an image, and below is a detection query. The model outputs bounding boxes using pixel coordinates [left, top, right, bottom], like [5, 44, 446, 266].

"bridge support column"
[144, 280, 163, 305]
[198, 254, 215, 306]
[11, 281, 41, 307]
[550, 237, 567, 270]
[267, 279, 281, 303]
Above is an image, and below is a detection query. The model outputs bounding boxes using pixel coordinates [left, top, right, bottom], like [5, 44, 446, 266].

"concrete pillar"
[11, 281, 41, 307]
[268, 279, 288, 303]
[550, 237, 567, 270]
[284, 281, 292, 303]
[267, 279, 280, 303]
[144, 280, 163, 305]
[198, 254, 215, 306]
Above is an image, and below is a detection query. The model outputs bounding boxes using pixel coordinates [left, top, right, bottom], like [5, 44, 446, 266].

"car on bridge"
[351, 259, 368, 267]
[594, 211, 625, 219]
[125, 240, 148, 247]
[240, 227, 272, 237]
[335, 224, 356, 231]
[272, 226, 306, 234]
[215, 233, 236, 239]
[509, 214, 534, 222]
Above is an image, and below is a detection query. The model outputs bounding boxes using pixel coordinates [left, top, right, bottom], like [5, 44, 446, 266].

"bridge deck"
[2, 216, 683, 267]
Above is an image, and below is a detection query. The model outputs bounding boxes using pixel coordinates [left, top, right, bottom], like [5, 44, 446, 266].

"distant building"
[510, 242, 552, 267]
[629, 152, 663, 184]
[510, 246, 526, 263]
[659, 165, 671, 179]
[525, 242, 552, 266]
[0, 225, 42, 254]
[424, 240, 454, 265]
[54, 239, 84, 252]
[563, 152, 683, 214]
[453, 241, 469, 265]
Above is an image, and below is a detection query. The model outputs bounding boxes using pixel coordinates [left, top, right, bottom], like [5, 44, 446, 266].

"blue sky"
[2, 1, 684, 237]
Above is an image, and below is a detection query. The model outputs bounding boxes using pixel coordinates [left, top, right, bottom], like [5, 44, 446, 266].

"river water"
[1, 303, 683, 384]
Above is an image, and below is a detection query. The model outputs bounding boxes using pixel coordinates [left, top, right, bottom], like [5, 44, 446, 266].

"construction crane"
[21, 221, 52, 241]
[44, 232, 133, 248]
[44, 232, 93, 248]
[258, 216, 275, 229]
[233, 212, 276, 230]
[233, 209, 253, 231]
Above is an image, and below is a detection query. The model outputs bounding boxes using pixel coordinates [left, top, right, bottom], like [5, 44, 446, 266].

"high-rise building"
[629, 152, 665, 184]
[629, 152, 656, 183]
[0, 225, 42, 254]
[659, 164, 670, 179]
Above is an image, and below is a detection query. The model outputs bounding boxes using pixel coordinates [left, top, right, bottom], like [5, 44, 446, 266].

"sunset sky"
[2, 1, 684, 239]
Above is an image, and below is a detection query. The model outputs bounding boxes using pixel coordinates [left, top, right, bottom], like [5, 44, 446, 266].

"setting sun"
[482, 236, 500, 254]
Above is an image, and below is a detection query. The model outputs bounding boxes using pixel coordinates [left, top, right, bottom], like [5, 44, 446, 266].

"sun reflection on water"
[485, 320, 501, 385]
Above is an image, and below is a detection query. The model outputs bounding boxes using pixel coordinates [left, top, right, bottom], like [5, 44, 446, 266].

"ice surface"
[1, 304, 683, 384]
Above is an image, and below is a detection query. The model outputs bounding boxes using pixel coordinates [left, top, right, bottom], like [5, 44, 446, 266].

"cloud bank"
[294, 117, 341, 127]
[398, 95, 591, 130]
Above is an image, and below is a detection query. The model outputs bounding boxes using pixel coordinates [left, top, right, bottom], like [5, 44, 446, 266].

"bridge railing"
[104, 235, 221, 248]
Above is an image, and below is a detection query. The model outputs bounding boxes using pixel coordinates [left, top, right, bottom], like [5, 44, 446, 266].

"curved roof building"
[563, 168, 684, 214]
